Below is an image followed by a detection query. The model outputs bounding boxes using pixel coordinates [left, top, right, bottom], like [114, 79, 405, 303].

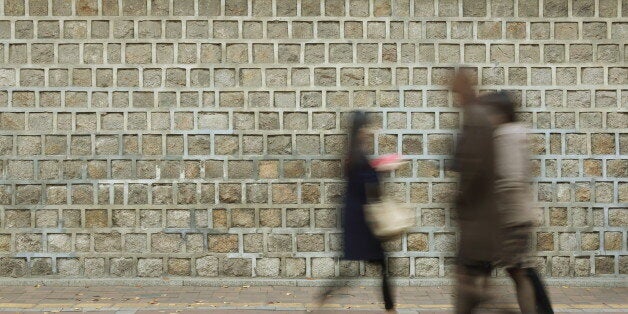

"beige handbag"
[365, 197, 415, 239]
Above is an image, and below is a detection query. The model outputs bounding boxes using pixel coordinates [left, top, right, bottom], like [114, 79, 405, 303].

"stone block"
[85, 258, 105, 277]
[415, 258, 439, 277]
[312, 257, 335, 278]
[581, 232, 599, 251]
[559, 233, 577, 251]
[30, 258, 52, 275]
[433, 233, 456, 252]
[111, 258, 135, 277]
[221, 258, 251, 277]
[15, 234, 41, 252]
[0, 258, 27, 277]
[243, 233, 263, 253]
[196, 256, 218, 277]
[272, 184, 298, 204]
[604, 232, 622, 251]
[151, 233, 182, 253]
[282, 258, 305, 277]
[57, 258, 81, 276]
[124, 234, 147, 253]
[268, 234, 292, 252]
[219, 184, 242, 204]
[297, 234, 324, 252]
[138, 259, 162, 277]
[95, 232, 121, 252]
[574, 257, 591, 277]
[388, 257, 410, 277]
[167, 258, 190, 276]
[608, 208, 627, 227]
[595, 256, 615, 274]
[230, 208, 254, 228]
[208, 234, 238, 253]
[255, 258, 280, 277]
[75, 234, 90, 252]
[260, 208, 282, 227]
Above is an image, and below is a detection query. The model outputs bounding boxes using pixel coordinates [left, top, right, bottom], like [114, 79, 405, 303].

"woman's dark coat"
[342, 157, 385, 261]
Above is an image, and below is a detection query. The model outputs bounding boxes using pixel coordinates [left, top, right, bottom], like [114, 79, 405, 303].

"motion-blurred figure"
[451, 71, 501, 313]
[451, 71, 553, 314]
[487, 92, 553, 314]
[317, 111, 394, 311]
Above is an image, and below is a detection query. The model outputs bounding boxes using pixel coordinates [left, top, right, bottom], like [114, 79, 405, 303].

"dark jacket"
[342, 156, 385, 261]
[453, 102, 500, 263]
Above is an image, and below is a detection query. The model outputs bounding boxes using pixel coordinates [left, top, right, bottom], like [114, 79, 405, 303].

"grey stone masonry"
[0, 0, 626, 282]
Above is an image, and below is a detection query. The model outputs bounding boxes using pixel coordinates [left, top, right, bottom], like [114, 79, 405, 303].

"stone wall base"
[0, 277, 625, 287]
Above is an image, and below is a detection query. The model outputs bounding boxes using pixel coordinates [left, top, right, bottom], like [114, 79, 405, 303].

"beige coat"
[493, 123, 536, 227]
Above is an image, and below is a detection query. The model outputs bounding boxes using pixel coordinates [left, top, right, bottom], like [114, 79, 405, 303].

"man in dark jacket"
[451, 71, 501, 313]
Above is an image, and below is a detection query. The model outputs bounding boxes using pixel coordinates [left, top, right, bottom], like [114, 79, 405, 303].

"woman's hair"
[347, 110, 370, 171]
[483, 91, 517, 123]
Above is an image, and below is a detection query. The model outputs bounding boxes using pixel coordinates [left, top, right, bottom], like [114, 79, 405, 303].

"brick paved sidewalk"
[0, 285, 626, 313]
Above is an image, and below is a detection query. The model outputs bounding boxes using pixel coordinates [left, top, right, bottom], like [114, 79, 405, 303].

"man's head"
[451, 69, 476, 106]
[482, 92, 517, 126]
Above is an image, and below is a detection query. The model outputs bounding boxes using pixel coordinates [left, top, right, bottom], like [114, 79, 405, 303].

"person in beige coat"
[487, 92, 538, 313]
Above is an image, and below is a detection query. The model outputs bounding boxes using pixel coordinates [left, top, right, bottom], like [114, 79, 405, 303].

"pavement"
[0, 284, 626, 313]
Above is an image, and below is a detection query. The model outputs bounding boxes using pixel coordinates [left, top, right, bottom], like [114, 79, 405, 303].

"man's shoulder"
[464, 104, 491, 126]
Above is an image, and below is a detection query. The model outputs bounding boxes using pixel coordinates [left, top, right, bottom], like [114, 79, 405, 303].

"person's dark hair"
[483, 91, 517, 123]
[347, 110, 370, 172]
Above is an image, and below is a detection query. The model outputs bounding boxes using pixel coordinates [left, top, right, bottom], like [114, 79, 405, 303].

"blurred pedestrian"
[317, 111, 395, 311]
[451, 70, 553, 313]
[451, 71, 501, 313]
[486, 92, 553, 314]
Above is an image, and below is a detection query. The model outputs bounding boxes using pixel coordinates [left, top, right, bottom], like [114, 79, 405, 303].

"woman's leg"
[507, 267, 536, 314]
[378, 259, 394, 310]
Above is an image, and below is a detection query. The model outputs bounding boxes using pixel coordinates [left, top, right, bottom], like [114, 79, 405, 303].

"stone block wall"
[0, 0, 626, 281]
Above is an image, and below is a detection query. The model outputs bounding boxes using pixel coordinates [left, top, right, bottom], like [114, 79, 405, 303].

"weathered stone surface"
[0, 1, 622, 281]
[221, 258, 251, 277]
[208, 234, 238, 253]
[138, 258, 162, 277]
[311, 258, 335, 278]
[255, 258, 280, 277]
[196, 256, 219, 277]
[110, 258, 135, 277]
[415, 258, 439, 277]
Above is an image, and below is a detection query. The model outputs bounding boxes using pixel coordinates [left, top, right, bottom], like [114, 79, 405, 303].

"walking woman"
[318, 111, 395, 311]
